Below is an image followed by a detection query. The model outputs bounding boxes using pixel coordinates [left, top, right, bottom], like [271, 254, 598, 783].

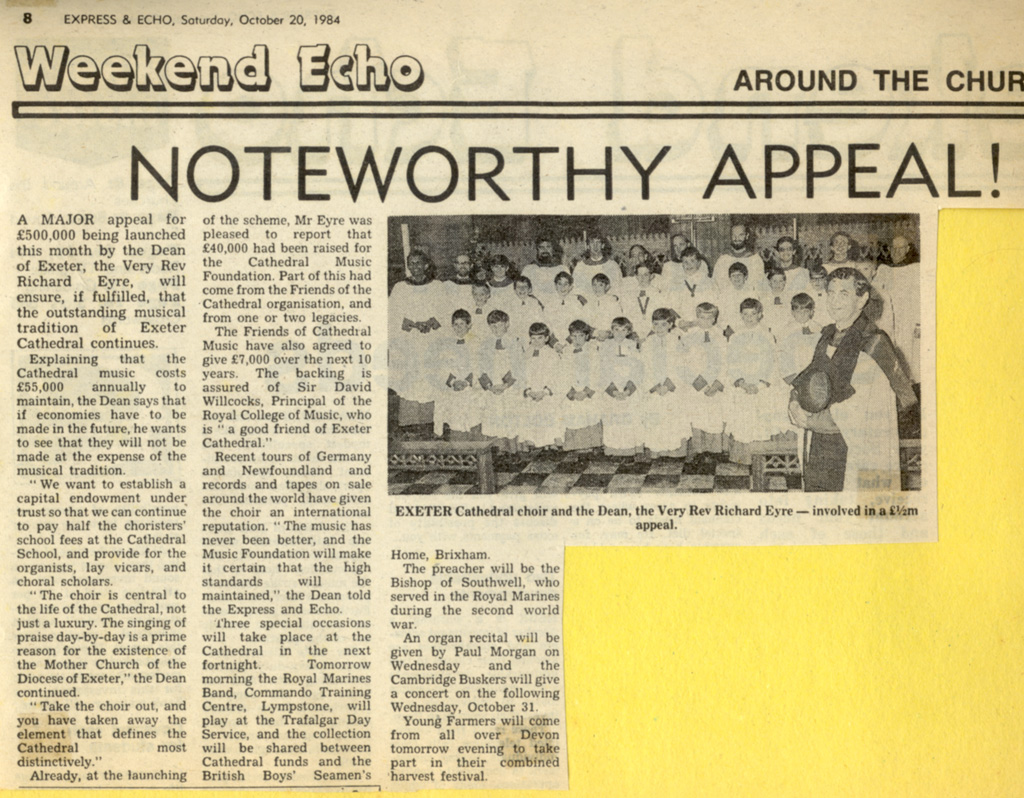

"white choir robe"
[680, 326, 727, 436]
[713, 253, 768, 294]
[544, 293, 590, 344]
[572, 259, 621, 294]
[718, 284, 764, 336]
[618, 276, 670, 338]
[506, 294, 547, 344]
[519, 263, 564, 302]
[438, 279, 476, 324]
[389, 280, 445, 403]
[763, 290, 793, 335]
[824, 344, 901, 492]
[518, 344, 565, 447]
[433, 333, 483, 437]
[673, 272, 719, 328]
[476, 334, 523, 439]
[726, 324, 780, 443]
[774, 319, 823, 433]
[599, 338, 645, 454]
[561, 342, 602, 448]
[874, 262, 921, 382]
[640, 331, 690, 454]
[582, 293, 624, 339]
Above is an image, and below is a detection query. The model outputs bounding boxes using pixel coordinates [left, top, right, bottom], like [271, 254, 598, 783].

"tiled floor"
[388, 438, 804, 495]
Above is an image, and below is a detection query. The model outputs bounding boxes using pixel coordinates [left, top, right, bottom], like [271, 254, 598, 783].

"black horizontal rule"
[11, 100, 1024, 120]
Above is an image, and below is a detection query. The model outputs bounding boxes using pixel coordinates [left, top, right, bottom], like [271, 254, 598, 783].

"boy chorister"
[583, 273, 624, 341]
[544, 272, 589, 351]
[762, 268, 792, 335]
[561, 320, 602, 451]
[476, 309, 522, 441]
[681, 302, 727, 456]
[726, 298, 780, 463]
[519, 323, 564, 448]
[433, 310, 482, 439]
[507, 276, 546, 343]
[600, 317, 645, 456]
[641, 308, 689, 457]
[719, 261, 763, 338]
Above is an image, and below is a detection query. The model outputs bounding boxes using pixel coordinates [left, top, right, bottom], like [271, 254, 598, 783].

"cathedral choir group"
[389, 223, 920, 471]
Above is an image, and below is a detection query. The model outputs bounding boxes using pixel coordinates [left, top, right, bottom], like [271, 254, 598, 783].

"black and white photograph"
[387, 214, 922, 495]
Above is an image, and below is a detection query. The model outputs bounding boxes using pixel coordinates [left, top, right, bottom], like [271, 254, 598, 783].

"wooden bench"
[389, 440, 497, 494]
[750, 439, 922, 492]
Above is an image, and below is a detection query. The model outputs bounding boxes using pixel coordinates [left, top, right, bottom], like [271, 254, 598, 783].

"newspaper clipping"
[2, 0, 1020, 790]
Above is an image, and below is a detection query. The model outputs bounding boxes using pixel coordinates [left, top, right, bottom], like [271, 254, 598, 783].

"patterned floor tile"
[573, 473, 615, 489]
[415, 471, 454, 485]
[716, 462, 752, 477]
[608, 474, 648, 492]
[714, 475, 751, 491]
[583, 461, 620, 475]
[539, 473, 580, 493]
[649, 460, 685, 475]
[508, 472, 548, 487]
[676, 474, 716, 492]
[523, 459, 559, 474]
[641, 474, 681, 492]
[433, 483, 474, 495]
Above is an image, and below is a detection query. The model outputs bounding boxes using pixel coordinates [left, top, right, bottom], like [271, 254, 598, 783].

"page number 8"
[23, 12, 32, 23]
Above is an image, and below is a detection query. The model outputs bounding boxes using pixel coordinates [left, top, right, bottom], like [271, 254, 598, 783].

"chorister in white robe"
[476, 334, 523, 439]
[726, 324, 780, 444]
[389, 279, 445, 404]
[544, 293, 590, 345]
[519, 263, 563, 302]
[776, 319, 823, 385]
[673, 270, 719, 328]
[640, 330, 690, 455]
[713, 252, 767, 294]
[599, 338, 645, 455]
[572, 258, 621, 293]
[518, 344, 564, 447]
[582, 292, 624, 339]
[680, 325, 727, 440]
[561, 341, 603, 449]
[718, 283, 764, 337]
[506, 294, 547, 343]
[433, 332, 482, 437]
[618, 276, 669, 339]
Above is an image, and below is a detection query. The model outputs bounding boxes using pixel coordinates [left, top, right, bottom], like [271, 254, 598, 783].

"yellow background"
[13, 209, 1024, 796]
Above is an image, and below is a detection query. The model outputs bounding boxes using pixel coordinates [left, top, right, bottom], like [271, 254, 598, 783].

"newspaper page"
[2, 0, 1020, 791]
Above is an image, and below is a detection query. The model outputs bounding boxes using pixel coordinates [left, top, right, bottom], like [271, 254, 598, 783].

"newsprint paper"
[1, 0, 1020, 790]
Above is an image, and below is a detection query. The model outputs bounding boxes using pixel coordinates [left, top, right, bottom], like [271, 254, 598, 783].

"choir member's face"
[682, 254, 701, 275]
[671, 235, 689, 259]
[491, 261, 508, 280]
[696, 310, 717, 329]
[569, 330, 588, 347]
[452, 318, 471, 338]
[731, 225, 748, 252]
[514, 281, 531, 299]
[472, 285, 490, 306]
[858, 261, 878, 282]
[408, 255, 428, 281]
[489, 320, 509, 337]
[652, 318, 672, 335]
[536, 241, 555, 264]
[791, 307, 814, 325]
[831, 235, 851, 262]
[629, 246, 646, 266]
[588, 238, 603, 258]
[769, 274, 787, 294]
[776, 240, 796, 266]
[529, 333, 548, 348]
[555, 277, 572, 296]
[810, 274, 827, 291]
[591, 279, 608, 297]
[826, 276, 869, 326]
[611, 324, 629, 341]
[890, 236, 911, 265]
[729, 271, 747, 290]
[637, 267, 653, 287]
[741, 307, 762, 328]
[454, 255, 473, 276]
